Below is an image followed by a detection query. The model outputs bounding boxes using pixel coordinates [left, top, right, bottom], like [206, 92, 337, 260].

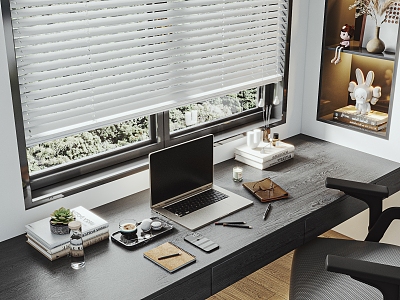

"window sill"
[31, 156, 149, 206]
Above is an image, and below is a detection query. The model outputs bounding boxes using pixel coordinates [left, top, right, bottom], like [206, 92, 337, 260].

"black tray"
[111, 217, 174, 249]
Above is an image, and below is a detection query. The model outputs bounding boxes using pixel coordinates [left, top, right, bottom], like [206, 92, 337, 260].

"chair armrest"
[326, 255, 400, 300]
[325, 177, 389, 230]
[325, 178, 389, 198]
[366, 207, 400, 242]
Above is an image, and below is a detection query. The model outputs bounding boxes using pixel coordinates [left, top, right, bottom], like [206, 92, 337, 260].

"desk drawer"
[211, 223, 303, 295]
[150, 270, 211, 300]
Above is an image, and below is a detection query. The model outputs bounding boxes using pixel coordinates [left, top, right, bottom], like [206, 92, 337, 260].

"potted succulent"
[50, 207, 75, 235]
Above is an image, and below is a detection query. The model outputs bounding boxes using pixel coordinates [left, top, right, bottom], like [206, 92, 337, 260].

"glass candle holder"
[233, 166, 243, 182]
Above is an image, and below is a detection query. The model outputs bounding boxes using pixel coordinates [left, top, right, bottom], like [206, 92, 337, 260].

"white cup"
[247, 129, 262, 149]
[247, 131, 255, 148]
[253, 129, 262, 145]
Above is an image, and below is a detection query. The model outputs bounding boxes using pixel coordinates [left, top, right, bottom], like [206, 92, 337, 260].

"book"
[333, 116, 387, 131]
[143, 242, 196, 273]
[27, 231, 110, 261]
[242, 177, 289, 202]
[235, 152, 294, 170]
[25, 206, 109, 250]
[27, 227, 109, 254]
[333, 105, 388, 126]
[234, 141, 295, 164]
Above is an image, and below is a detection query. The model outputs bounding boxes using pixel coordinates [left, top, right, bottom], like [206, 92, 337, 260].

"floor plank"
[207, 230, 350, 300]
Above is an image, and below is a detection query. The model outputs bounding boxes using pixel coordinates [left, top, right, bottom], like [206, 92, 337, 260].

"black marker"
[263, 203, 272, 220]
[215, 221, 246, 225]
[222, 224, 252, 229]
[158, 252, 181, 260]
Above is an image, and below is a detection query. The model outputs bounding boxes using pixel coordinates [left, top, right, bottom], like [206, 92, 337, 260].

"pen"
[222, 223, 252, 229]
[215, 221, 246, 225]
[158, 252, 181, 260]
[263, 203, 272, 220]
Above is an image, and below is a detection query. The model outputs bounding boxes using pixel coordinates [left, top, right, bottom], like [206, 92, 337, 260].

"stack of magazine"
[234, 141, 295, 170]
[25, 206, 109, 261]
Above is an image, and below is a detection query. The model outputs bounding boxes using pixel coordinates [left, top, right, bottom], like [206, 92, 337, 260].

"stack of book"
[25, 206, 109, 261]
[333, 105, 388, 131]
[234, 141, 295, 170]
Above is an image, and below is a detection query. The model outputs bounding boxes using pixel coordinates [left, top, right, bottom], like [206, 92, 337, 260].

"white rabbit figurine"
[348, 68, 381, 115]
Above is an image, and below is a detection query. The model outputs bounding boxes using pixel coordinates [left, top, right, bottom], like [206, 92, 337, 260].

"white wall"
[0, 1, 309, 242]
[301, 0, 400, 164]
[333, 191, 400, 246]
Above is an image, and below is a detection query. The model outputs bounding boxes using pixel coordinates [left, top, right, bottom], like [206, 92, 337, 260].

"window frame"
[2, 0, 292, 209]
[24, 96, 278, 209]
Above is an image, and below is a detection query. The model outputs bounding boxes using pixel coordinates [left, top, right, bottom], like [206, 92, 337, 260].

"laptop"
[149, 134, 253, 231]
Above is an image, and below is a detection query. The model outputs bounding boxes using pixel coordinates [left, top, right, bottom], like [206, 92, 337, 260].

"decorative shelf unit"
[317, 0, 400, 138]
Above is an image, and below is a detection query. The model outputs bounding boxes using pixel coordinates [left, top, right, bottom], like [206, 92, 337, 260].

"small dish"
[151, 221, 162, 230]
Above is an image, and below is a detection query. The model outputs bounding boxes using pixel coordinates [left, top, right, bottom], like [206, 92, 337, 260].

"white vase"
[247, 129, 262, 149]
[366, 27, 385, 54]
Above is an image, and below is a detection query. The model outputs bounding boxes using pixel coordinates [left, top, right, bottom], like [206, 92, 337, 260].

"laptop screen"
[149, 135, 214, 206]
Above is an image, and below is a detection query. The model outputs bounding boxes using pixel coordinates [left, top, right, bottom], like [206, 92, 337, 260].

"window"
[2, 0, 292, 208]
[169, 88, 258, 133]
[27, 116, 151, 173]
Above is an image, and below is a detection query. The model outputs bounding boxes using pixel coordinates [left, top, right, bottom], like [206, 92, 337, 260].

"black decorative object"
[49, 220, 70, 235]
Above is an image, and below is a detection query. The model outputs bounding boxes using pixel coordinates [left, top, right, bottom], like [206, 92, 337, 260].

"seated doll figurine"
[331, 24, 354, 65]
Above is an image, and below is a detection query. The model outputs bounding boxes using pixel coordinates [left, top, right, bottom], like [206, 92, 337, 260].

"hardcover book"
[333, 116, 387, 132]
[143, 242, 196, 273]
[333, 105, 388, 126]
[235, 153, 294, 170]
[234, 141, 295, 164]
[25, 206, 109, 249]
[27, 227, 109, 254]
[27, 231, 109, 261]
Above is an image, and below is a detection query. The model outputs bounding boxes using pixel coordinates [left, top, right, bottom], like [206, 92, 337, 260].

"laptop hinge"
[152, 183, 213, 209]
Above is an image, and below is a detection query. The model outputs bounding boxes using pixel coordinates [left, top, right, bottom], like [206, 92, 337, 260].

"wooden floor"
[207, 230, 350, 300]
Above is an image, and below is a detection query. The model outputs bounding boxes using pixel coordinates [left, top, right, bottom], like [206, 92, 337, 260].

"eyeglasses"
[252, 178, 275, 196]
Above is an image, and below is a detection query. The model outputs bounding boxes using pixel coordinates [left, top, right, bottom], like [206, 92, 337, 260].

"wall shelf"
[326, 45, 396, 61]
[317, 0, 399, 139]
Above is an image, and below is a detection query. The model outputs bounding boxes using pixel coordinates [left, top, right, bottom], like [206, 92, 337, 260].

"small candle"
[233, 166, 243, 182]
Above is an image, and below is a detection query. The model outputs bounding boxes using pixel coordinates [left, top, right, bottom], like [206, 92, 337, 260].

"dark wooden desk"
[1, 135, 400, 300]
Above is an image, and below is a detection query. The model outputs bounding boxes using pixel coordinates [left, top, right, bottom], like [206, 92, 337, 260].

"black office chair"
[289, 177, 400, 300]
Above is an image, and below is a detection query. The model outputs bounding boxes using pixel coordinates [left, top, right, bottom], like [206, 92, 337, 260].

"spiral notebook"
[143, 242, 196, 273]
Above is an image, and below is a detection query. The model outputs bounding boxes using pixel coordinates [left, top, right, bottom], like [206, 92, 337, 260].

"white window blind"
[9, 0, 289, 147]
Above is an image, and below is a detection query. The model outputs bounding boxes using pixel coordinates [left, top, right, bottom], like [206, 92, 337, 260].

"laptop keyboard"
[165, 189, 228, 217]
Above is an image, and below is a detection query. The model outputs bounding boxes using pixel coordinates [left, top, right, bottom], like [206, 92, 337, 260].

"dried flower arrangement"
[349, 0, 399, 26]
